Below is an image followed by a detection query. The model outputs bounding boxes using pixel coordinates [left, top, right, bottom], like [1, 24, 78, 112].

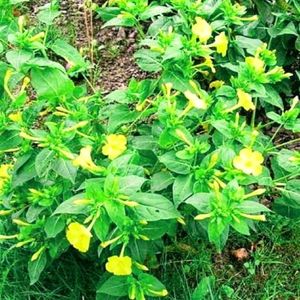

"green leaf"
[93, 212, 110, 241]
[28, 252, 47, 285]
[105, 200, 126, 227]
[44, 216, 65, 238]
[235, 36, 263, 55]
[132, 192, 180, 221]
[134, 49, 162, 72]
[119, 175, 146, 195]
[132, 135, 157, 150]
[6, 50, 32, 71]
[237, 201, 271, 213]
[35, 149, 55, 177]
[262, 85, 283, 110]
[268, 22, 298, 38]
[139, 273, 167, 297]
[273, 197, 300, 218]
[192, 276, 216, 300]
[185, 193, 211, 211]
[107, 104, 138, 132]
[52, 158, 77, 183]
[26, 57, 66, 72]
[31, 67, 74, 100]
[0, 130, 22, 151]
[96, 7, 121, 21]
[173, 175, 193, 207]
[140, 5, 172, 20]
[37, 7, 60, 25]
[12, 154, 37, 187]
[159, 151, 191, 175]
[53, 194, 90, 215]
[50, 39, 88, 73]
[97, 276, 129, 296]
[102, 15, 136, 28]
[161, 70, 191, 92]
[151, 171, 174, 192]
[281, 180, 300, 203]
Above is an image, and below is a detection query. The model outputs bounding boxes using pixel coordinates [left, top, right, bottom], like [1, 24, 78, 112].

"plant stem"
[267, 137, 300, 151]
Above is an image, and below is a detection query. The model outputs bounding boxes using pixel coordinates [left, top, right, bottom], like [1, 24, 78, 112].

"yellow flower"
[102, 134, 127, 160]
[192, 17, 212, 43]
[245, 56, 265, 73]
[105, 255, 132, 276]
[214, 32, 228, 57]
[66, 222, 92, 253]
[0, 164, 11, 179]
[209, 80, 224, 89]
[237, 89, 255, 111]
[8, 112, 22, 122]
[184, 91, 207, 110]
[233, 148, 264, 176]
[202, 57, 216, 73]
[73, 146, 103, 172]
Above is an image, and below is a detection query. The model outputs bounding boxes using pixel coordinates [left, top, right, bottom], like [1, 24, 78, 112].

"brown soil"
[28, 0, 147, 93]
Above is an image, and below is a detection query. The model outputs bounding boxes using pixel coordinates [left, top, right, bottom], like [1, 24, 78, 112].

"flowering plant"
[0, 0, 299, 299]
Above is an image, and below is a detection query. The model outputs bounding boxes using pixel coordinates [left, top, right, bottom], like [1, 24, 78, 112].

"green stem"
[267, 137, 300, 151]
[264, 124, 283, 151]
[251, 98, 258, 128]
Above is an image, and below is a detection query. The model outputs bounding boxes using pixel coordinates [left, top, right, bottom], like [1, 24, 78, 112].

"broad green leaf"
[132, 192, 180, 221]
[44, 216, 65, 238]
[161, 70, 191, 92]
[107, 104, 138, 132]
[119, 175, 146, 195]
[28, 252, 47, 285]
[134, 49, 162, 72]
[35, 149, 55, 177]
[50, 39, 88, 73]
[0, 130, 22, 151]
[93, 211, 110, 241]
[173, 175, 193, 207]
[140, 5, 172, 20]
[151, 171, 174, 192]
[235, 36, 263, 55]
[139, 273, 167, 297]
[97, 276, 128, 296]
[185, 193, 211, 211]
[31, 67, 74, 100]
[102, 15, 136, 28]
[52, 158, 77, 183]
[132, 135, 157, 150]
[6, 50, 32, 71]
[37, 8, 60, 25]
[53, 194, 90, 215]
[237, 201, 271, 213]
[192, 276, 216, 300]
[159, 151, 191, 175]
[96, 7, 121, 21]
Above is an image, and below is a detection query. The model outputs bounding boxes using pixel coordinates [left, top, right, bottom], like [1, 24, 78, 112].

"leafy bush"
[0, 0, 299, 299]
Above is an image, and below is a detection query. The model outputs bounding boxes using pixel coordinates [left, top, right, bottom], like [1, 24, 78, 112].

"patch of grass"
[156, 215, 300, 299]
[1, 216, 299, 299]
[0, 243, 100, 300]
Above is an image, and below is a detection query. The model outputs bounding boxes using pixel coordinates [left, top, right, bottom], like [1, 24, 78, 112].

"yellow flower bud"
[13, 219, 30, 226]
[239, 213, 266, 221]
[31, 246, 46, 261]
[243, 188, 266, 199]
[194, 212, 212, 220]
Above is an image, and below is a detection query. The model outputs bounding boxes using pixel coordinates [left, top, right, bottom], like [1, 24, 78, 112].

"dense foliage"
[0, 0, 299, 299]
